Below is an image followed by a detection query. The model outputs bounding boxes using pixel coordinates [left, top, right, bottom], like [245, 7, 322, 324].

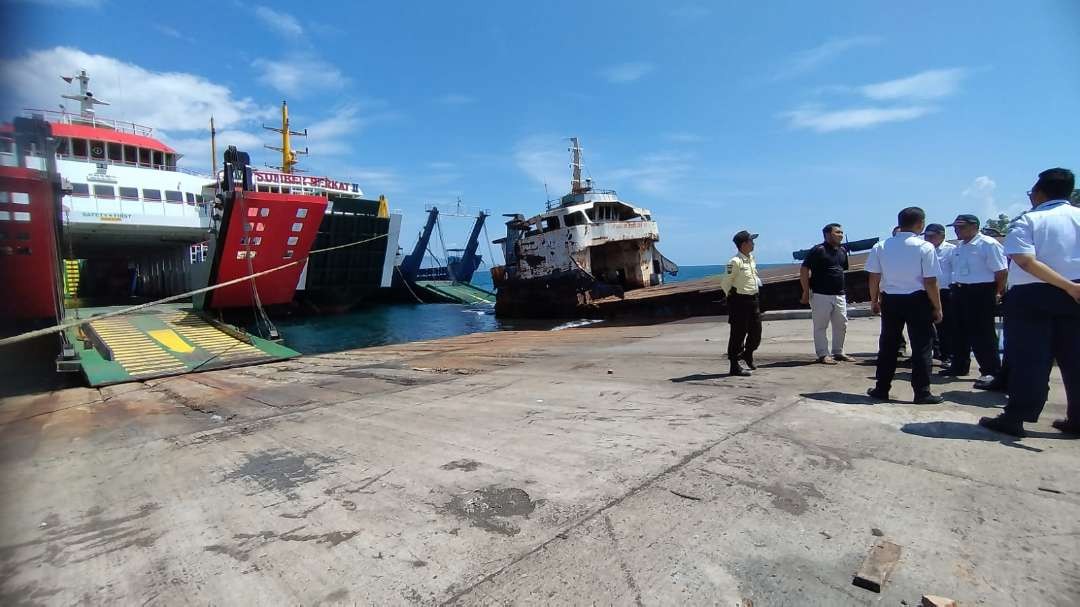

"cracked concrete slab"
[1, 317, 1077, 605]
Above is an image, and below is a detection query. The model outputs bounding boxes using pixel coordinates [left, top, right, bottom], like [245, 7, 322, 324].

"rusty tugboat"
[491, 138, 678, 318]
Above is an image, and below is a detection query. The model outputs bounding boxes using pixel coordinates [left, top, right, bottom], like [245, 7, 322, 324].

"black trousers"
[727, 292, 762, 360]
[876, 292, 934, 395]
[952, 282, 1000, 375]
[1004, 282, 1080, 423]
[933, 288, 954, 359]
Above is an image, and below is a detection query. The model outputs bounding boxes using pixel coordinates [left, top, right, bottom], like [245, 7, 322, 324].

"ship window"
[283, 250, 294, 259]
[119, 187, 139, 200]
[542, 216, 561, 232]
[296, 208, 308, 218]
[165, 190, 183, 202]
[185, 193, 195, 203]
[17, 232, 30, 240]
[291, 222, 303, 232]
[15, 246, 31, 255]
[143, 188, 161, 201]
[90, 141, 106, 160]
[152, 150, 164, 167]
[584, 208, 596, 221]
[253, 236, 262, 245]
[247, 207, 259, 218]
[235, 251, 245, 260]
[259, 208, 269, 217]
[0, 211, 9, 221]
[93, 184, 115, 199]
[256, 222, 265, 232]
[70, 183, 90, 197]
[164, 153, 174, 168]
[257, 185, 270, 193]
[11, 192, 29, 205]
[107, 142, 122, 162]
[565, 211, 586, 227]
[138, 148, 151, 166]
[123, 145, 137, 164]
[14, 211, 31, 222]
[72, 138, 88, 157]
[287, 236, 298, 245]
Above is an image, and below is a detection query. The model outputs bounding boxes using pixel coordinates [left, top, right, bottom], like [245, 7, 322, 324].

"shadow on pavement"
[800, 391, 877, 405]
[940, 390, 1006, 409]
[670, 373, 728, 383]
[900, 421, 1067, 452]
[757, 360, 818, 369]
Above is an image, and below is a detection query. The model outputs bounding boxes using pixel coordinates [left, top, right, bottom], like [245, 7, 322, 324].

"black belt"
[953, 282, 995, 289]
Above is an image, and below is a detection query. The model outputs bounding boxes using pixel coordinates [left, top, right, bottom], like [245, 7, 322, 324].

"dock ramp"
[66, 305, 299, 386]
[413, 281, 495, 304]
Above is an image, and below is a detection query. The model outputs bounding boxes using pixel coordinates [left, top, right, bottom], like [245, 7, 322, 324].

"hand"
[871, 300, 881, 315]
[1068, 282, 1080, 304]
[932, 307, 943, 324]
[800, 291, 809, 305]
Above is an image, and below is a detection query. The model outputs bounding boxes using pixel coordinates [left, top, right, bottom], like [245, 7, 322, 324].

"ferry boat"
[0, 71, 400, 313]
[491, 138, 677, 318]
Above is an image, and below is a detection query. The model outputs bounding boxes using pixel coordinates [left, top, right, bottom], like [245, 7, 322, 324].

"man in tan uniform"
[720, 230, 762, 376]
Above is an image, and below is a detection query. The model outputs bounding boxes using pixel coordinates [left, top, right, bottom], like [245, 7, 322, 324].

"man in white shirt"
[980, 168, 1080, 438]
[942, 214, 1008, 384]
[865, 207, 945, 404]
[922, 223, 956, 364]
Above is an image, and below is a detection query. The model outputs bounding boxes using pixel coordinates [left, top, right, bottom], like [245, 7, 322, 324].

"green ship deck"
[413, 280, 495, 304]
[64, 305, 299, 386]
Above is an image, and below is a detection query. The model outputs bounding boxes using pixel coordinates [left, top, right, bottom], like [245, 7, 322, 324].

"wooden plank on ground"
[852, 540, 902, 593]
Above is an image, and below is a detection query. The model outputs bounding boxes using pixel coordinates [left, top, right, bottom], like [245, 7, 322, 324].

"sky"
[1, 0, 1078, 264]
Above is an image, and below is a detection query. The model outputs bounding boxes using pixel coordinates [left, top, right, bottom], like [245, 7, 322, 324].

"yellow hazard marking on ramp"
[147, 329, 195, 353]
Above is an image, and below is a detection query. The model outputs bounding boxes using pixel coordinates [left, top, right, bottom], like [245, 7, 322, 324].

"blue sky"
[2, 0, 1078, 264]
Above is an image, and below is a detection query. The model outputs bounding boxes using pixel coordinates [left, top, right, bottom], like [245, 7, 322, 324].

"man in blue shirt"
[980, 168, 1080, 438]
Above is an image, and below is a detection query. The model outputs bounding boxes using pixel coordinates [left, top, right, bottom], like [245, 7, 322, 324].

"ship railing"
[23, 108, 154, 137]
[63, 191, 212, 224]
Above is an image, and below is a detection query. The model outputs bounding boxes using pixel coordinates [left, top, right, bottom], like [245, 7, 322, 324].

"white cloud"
[339, 167, 402, 192]
[165, 130, 265, 169]
[154, 24, 194, 44]
[254, 5, 303, 38]
[607, 152, 693, 196]
[513, 135, 569, 193]
[776, 36, 880, 80]
[784, 105, 934, 132]
[860, 68, 966, 101]
[0, 47, 272, 132]
[435, 93, 474, 105]
[601, 62, 654, 84]
[961, 175, 1025, 221]
[252, 56, 347, 96]
[665, 132, 707, 144]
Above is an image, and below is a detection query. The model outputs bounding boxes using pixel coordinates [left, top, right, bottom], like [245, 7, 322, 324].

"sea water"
[277, 264, 778, 355]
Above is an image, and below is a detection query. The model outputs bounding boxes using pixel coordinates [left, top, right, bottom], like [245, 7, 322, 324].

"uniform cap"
[947, 214, 980, 227]
[922, 223, 946, 235]
[733, 230, 758, 245]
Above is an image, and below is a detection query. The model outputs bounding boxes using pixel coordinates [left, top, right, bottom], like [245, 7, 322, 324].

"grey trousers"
[811, 292, 848, 357]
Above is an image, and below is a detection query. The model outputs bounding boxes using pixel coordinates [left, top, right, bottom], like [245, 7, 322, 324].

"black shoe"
[978, 414, 1026, 438]
[913, 393, 945, 405]
[866, 388, 889, 401]
[741, 354, 757, 371]
[1051, 419, 1080, 435]
[729, 361, 752, 377]
[938, 367, 968, 377]
[974, 376, 1006, 392]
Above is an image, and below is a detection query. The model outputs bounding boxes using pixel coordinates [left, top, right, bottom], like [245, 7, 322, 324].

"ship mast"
[61, 70, 110, 118]
[569, 137, 586, 193]
[263, 100, 308, 173]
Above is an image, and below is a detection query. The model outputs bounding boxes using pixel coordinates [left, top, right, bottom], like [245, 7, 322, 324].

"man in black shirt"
[800, 223, 852, 363]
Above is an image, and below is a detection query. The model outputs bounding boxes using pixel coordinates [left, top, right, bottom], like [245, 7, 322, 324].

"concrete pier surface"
[1, 317, 1077, 606]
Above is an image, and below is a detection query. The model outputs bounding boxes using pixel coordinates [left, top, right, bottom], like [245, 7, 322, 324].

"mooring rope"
[0, 233, 390, 348]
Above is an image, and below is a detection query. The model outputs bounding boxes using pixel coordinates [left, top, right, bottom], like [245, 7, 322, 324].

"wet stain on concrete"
[0, 503, 162, 577]
[222, 449, 337, 499]
[440, 459, 481, 472]
[203, 526, 361, 562]
[742, 480, 824, 515]
[443, 487, 538, 536]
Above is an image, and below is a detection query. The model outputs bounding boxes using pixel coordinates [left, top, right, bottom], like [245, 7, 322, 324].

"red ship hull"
[0, 166, 63, 323]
